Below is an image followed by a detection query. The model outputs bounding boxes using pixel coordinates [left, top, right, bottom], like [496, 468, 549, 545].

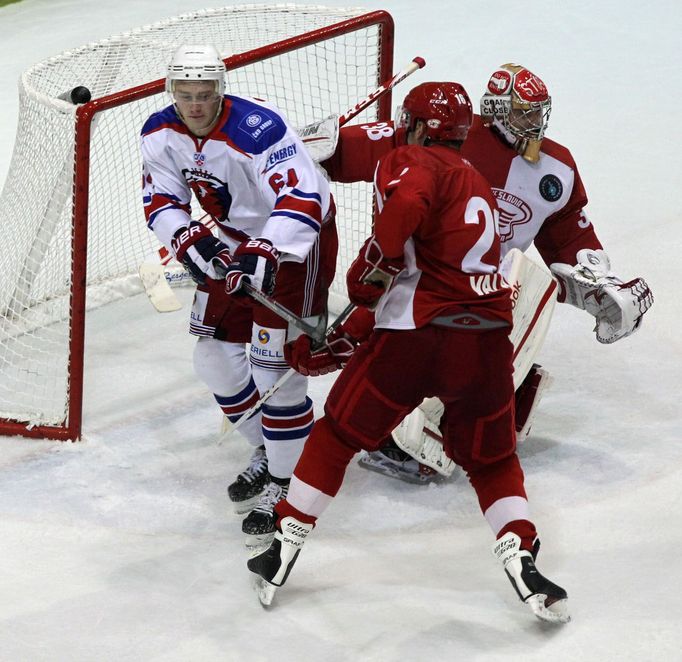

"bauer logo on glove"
[225, 237, 280, 296]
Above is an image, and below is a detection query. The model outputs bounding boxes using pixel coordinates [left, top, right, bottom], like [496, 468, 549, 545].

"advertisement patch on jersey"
[539, 174, 563, 201]
[263, 143, 297, 173]
[488, 69, 513, 95]
[250, 326, 287, 369]
[238, 111, 277, 141]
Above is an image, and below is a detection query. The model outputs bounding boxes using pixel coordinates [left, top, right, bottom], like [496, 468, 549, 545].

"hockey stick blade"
[138, 263, 183, 312]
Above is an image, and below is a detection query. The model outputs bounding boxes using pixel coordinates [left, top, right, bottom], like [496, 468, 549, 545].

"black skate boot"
[242, 475, 289, 548]
[493, 532, 570, 624]
[227, 445, 268, 514]
[247, 515, 313, 606]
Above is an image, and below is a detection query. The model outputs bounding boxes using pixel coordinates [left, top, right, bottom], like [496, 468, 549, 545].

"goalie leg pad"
[514, 364, 552, 441]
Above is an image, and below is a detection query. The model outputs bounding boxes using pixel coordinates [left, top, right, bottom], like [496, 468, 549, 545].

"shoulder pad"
[222, 96, 288, 154]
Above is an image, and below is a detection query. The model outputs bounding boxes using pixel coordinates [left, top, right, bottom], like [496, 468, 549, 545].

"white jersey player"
[141, 45, 338, 543]
[315, 63, 654, 481]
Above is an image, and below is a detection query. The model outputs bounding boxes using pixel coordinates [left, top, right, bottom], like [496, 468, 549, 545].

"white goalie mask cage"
[480, 63, 552, 162]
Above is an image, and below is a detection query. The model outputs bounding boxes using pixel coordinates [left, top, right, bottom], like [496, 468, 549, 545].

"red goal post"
[0, 6, 395, 441]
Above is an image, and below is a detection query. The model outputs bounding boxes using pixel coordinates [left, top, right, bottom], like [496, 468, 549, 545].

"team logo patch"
[539, 174, 563, 202]
[488, 69, 512, 95]
[182, 169, 232, 222]
[258, 329, 270, 344]
[493, 188, 533, 241]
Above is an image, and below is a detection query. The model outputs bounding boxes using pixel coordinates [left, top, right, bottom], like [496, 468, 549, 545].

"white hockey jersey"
[141, 95, 331, 262]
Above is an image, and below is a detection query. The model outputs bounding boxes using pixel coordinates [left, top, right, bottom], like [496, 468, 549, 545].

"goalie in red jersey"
[247, 82, 570, 623]
[313, 63, 654, 483]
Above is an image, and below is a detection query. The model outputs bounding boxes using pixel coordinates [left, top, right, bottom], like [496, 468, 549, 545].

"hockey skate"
[227, 446, 269, 515]
[242, 477, 289, 548]
[247, 515, 313, 607]
[357, 438, 440, 484]
[493, 532, 570, 624]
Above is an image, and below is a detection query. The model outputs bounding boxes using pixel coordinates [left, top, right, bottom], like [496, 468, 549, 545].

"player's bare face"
[173, 81, 222, 136]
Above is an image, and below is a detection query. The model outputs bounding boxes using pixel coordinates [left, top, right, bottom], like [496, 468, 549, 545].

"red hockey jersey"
[369, 143, 512, 331]
[322, 116, 601, 267]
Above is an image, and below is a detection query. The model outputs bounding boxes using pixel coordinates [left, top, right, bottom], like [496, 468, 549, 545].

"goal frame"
[0, 9, 394, 441]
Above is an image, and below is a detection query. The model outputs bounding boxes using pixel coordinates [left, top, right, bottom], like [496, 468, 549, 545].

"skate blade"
[357, 454, 435, 485]
[251, 574, 277, 607]
[526, 594, 570, 624]
[244, 531, 275, 551]
[230, 492, 264, 515]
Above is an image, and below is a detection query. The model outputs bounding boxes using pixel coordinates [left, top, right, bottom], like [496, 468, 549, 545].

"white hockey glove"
[297, 114, 339, 163]
[550, 249, 653, 344]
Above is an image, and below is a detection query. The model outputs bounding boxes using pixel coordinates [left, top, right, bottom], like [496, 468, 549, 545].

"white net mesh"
[0, 4, 390, 432]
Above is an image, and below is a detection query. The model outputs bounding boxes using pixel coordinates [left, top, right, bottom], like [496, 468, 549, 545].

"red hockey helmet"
[395, 82, 473, 145]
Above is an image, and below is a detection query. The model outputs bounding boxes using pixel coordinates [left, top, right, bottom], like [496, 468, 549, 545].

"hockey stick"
[242, 282, 329, 345]
[217, 301, 355, 443]
[139, 56, 426, 312]
[338, 56, 425, 125]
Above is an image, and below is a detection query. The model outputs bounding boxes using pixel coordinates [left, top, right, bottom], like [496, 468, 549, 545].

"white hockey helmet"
[480, 63, 551, 163]
[166, 44, 226, 96]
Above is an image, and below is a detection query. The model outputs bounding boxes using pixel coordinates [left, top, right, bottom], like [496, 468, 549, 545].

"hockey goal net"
[0, 4, 394, 440]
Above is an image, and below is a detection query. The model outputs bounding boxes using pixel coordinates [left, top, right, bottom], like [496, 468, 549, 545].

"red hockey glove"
[284, 326, 358, 377]
[346, 236, 404, 308]
[225, 238, 279, 296]
[171, 221, 232, 284]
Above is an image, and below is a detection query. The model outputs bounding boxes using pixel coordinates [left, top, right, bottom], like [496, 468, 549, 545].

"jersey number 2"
[461, 196, 500, 273]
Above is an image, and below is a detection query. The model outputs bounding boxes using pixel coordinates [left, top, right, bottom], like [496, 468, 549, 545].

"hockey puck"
[70, 86, 92, 104]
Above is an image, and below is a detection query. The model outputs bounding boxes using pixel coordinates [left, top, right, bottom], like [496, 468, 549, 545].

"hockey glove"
[346, 236, 404, 308]
[550, 249, 653, 344]
[171, 221, 232, 285]
[284, 326, 358, 377]
[224, 238, 280, 297]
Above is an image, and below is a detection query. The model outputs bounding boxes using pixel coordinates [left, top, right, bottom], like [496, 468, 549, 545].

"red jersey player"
[310, 63, 654, 482]
[247, 82, 570, 623]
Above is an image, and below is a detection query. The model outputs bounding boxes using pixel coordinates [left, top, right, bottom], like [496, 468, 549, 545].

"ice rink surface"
[1, 1, 681, 660]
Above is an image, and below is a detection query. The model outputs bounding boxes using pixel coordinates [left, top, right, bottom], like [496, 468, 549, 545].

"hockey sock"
[261, 397, 314, 478]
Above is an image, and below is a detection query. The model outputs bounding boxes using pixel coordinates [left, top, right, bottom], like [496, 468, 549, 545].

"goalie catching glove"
[346, 236, 405, 308]
[225, 238, 279, 296]
[171, 221, 232, 284]
[550, 249, 653, 344]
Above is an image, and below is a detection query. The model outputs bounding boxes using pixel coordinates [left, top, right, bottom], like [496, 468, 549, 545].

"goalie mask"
[480, 64, 551, 163]
[395, 82, 474, 146]
[166, 44, 226, 97]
